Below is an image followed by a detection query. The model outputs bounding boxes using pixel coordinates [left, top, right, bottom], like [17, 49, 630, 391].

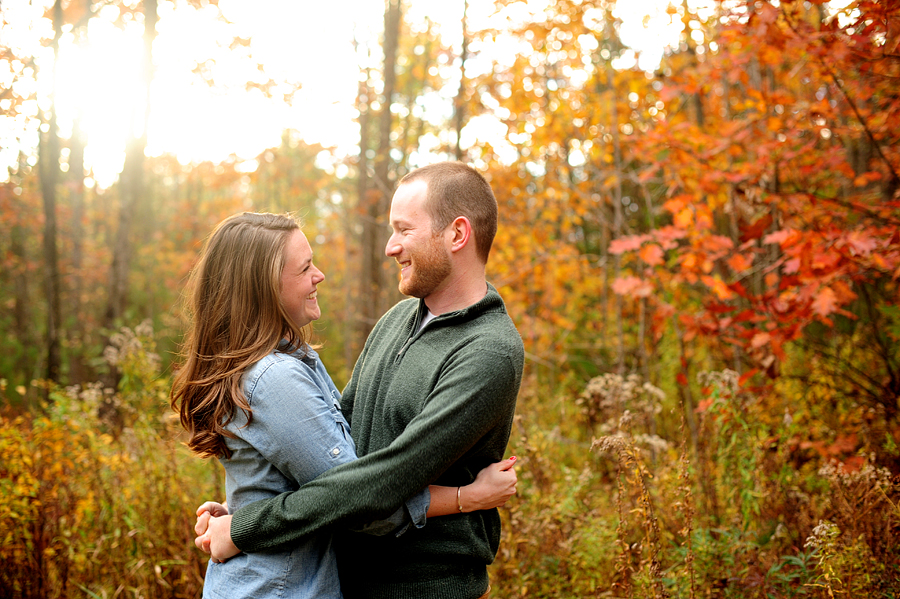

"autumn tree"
[608, 0, 900, 458]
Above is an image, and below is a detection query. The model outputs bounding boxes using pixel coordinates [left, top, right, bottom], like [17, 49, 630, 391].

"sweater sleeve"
[230, 345, 520, 552]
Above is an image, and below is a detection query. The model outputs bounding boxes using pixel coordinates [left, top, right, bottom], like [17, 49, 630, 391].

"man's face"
[386, 180, 452, 299]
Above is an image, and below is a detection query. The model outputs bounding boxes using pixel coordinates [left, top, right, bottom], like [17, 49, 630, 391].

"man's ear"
[447, 216, 472, 254]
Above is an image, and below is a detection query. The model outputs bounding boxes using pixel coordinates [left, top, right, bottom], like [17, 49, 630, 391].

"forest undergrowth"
[491, 367, 900, 598]
[1, 324, 898, 598]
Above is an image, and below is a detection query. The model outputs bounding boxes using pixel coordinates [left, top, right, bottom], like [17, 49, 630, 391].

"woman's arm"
[427, 456, 518, 517]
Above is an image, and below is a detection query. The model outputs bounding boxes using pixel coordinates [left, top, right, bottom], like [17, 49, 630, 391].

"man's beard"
[399, 235, 452, 298]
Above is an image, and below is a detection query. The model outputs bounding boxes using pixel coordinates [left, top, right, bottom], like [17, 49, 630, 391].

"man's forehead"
[390, 180, 429, 217]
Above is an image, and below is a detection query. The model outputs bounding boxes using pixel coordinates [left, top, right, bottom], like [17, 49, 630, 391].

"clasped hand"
[194, 502, 240, 563]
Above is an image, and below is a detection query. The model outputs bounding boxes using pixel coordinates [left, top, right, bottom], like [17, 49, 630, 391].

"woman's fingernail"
[510, 456, 517, 460]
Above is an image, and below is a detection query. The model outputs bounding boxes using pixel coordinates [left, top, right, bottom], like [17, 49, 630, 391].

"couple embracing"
[171, 162, 525, 599]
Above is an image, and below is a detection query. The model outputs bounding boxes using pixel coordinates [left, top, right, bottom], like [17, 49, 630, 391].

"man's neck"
[423, 271, 488, 316]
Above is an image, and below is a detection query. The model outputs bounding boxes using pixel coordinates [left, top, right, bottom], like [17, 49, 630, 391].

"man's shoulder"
[465, 290, 523, 347]
[465, 316, 524, 365]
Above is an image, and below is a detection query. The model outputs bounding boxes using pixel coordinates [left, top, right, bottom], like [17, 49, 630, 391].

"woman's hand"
[194, 501, 239, 563]
[458, 456, 518, 512]
[196, 501, 229, 520]
[195, 513, 240, 563]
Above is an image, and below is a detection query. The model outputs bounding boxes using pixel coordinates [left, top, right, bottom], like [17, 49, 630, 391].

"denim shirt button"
[332, 448, 340, 455]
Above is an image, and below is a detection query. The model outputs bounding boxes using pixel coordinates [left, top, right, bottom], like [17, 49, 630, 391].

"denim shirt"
[202, 345, 429, 599]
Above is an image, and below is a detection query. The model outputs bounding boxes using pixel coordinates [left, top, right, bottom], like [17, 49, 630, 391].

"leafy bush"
[0, 324, 219, 599]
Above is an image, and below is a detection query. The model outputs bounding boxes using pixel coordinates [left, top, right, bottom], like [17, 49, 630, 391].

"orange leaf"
[612, 276, 653, 297]
[701, 275, 735, 300]
[812, 286, 838, 317]
[784, 258, 801, 274]
[846, 231, 877, 255]
[751, 332, 771, 348]
[609, 235, 650, 255]
[727, 253, 753, 273]
[695, 397, 714, 412]
[763, 229, 792, 245]
[639, 244, 665, 266]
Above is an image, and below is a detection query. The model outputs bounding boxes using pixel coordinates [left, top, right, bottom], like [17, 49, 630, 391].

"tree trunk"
[102, 0, 156, 412]
[104, 0, 157, 333]
[453, 0, 469, 161]
[9, 156, 34, 395]
[353, 45, 372, 365]
[39, 0, 64, 387]
[606, 62, 625, 373]
[68, 4, 90, 384]
[359, 0, 402, 343]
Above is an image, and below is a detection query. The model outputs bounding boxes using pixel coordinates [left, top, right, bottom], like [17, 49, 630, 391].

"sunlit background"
[1, 0, 722, 188]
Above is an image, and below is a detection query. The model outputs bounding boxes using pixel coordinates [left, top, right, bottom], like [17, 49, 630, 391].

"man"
[196, 162, 524, 598]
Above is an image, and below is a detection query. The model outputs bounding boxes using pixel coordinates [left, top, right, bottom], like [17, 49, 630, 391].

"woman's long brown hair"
[170, 212, 308, 459]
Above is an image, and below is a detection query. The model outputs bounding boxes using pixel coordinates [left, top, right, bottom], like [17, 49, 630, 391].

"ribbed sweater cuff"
[230, 502, 264, 552]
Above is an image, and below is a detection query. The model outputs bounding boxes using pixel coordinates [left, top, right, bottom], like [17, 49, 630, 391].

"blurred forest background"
[2, 0, 900, 597]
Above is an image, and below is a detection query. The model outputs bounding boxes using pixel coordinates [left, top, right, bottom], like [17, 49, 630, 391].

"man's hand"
[194, 502, 240, 563]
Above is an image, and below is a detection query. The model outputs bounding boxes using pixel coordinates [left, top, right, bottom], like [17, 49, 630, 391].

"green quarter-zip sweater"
[230, 283, 524, 599]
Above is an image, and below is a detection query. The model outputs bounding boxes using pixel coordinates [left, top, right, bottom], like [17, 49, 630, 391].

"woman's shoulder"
[243, 348, 317, 400]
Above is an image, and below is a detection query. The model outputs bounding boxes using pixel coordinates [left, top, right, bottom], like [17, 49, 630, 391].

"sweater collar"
[416, 282, 504, 325]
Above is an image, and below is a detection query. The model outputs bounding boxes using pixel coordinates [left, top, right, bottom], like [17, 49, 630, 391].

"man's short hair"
[399, 162, 498, 263]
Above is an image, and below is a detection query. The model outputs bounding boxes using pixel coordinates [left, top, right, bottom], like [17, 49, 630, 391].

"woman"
[171, 212, 516, 598]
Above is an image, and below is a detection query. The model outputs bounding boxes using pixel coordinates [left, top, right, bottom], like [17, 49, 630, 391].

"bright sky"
[1, 0, 711, 188]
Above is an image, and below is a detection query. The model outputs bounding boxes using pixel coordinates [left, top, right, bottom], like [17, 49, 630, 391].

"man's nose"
[385, 233, 400, 257]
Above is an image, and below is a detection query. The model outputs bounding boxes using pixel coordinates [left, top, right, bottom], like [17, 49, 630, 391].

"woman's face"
[280, 229, 325, 327]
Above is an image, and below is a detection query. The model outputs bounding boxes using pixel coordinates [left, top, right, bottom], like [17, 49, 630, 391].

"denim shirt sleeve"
[231, 354, 357, 486]
[352, 485, 429, 536]
[231, 351, 428, 532]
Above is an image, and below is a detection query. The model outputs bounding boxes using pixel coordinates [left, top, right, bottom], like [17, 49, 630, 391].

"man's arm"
[196, 457, 519, 560]
[219, 347, 520, 555]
